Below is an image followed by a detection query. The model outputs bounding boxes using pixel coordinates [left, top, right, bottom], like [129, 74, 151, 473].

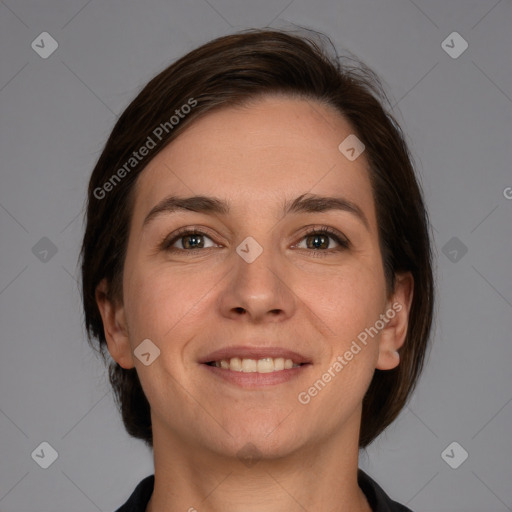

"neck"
[146, 415, 372, 512]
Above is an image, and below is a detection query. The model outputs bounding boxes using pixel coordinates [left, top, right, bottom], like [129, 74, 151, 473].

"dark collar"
[114, 469, 413, 512]
[357, 469, 414, 511]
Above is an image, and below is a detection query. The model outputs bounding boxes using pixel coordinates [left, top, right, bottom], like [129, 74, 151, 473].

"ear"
[95, 278, 135, 369]
[376, 272, 414, 370]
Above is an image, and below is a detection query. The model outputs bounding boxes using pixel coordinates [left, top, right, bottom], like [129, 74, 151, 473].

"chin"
[212, 419, 308, 460]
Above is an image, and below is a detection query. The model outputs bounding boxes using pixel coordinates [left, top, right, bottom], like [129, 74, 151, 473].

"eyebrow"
[142, 193, 370, 231]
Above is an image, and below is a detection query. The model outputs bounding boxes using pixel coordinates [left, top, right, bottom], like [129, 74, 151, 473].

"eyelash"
[159, 225, 350, 257]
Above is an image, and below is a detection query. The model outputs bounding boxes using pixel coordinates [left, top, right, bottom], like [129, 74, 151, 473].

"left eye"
[294, 229, 349, 251]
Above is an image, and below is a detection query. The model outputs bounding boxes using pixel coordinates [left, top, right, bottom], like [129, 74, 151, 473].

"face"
[97, 96, 412, 460]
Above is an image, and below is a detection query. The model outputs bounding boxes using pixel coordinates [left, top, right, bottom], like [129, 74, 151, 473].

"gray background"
[1, 1, 511, 511]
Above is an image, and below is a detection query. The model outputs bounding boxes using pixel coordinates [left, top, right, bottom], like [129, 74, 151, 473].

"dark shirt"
[114, 469, 413, 512]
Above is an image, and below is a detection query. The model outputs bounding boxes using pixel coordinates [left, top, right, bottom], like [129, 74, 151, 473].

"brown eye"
[305, 233, 331, 250]
[162, 229, 218, 252]
[177, 233, 208, 250]
[295, 226, 350, 254]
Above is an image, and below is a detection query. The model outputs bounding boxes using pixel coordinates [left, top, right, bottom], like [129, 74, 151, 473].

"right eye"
[161, 228, 220, 252]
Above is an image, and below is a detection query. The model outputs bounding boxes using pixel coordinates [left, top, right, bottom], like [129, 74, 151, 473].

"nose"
[217, 239, 297, 323]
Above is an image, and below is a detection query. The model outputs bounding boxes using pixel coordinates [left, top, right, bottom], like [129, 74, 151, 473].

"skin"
[96, 95, 413, 512]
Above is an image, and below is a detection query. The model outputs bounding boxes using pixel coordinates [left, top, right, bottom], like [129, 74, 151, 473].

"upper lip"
[199, 346, 311, 365]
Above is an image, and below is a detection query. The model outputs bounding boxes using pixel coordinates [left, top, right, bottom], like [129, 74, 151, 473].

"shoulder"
[358, 469, 414, 512]
[113, 475, 154, 512]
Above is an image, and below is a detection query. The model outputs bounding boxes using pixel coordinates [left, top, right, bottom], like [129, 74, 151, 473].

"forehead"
[132, 96, 376, 225]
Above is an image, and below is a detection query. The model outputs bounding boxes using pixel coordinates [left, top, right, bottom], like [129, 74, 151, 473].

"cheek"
[296, 265, 384, 417]
[297, 257, 387, 342]
[122, 259, 217, 348]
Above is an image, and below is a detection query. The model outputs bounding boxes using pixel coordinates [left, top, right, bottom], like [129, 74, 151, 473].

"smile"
[206, 357, 303, 373]
[200, 346, 312, 387]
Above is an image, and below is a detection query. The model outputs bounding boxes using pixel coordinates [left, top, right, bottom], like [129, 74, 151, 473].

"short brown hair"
[80, 27, 434, 448]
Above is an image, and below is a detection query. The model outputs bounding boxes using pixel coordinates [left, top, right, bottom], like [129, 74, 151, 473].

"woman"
[81, 27, 434, 512]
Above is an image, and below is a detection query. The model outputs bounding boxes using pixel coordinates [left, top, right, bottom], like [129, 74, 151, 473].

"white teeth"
[229, 357, 241, 371]
[211, 357, 301, 372]
[242, 358, 257, 372]
[257, 358, 274, 373]
[274, 357, 285, 371]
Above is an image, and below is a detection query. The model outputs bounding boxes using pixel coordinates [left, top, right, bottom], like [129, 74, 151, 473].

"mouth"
[199, 346, 312, 386]
[205, 357, 306, 373]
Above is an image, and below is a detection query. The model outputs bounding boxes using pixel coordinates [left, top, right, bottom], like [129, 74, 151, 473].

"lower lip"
[202, 363, 311, 388]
